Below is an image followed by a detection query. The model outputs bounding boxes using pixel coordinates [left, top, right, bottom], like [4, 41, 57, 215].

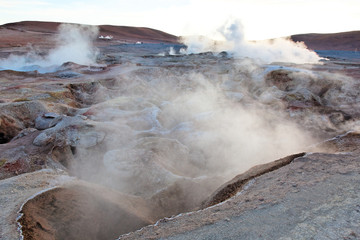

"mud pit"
[18, 184, 153, 240]
[0, 23, 360, 239]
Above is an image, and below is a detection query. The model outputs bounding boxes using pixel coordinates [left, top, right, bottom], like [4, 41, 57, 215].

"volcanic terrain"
[0, 21, 359, 240]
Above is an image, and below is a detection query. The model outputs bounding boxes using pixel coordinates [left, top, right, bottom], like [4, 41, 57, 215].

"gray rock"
[32, 130, 56, 146]
[32, 115, 87, 147]
[11, 128, 38, 141]
[35, 112, 63, 130]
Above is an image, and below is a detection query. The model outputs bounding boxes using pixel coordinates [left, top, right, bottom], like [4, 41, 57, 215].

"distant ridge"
[1, 21, 359, 51]
[0, 21, 179, 46]
[291, 31, 360, 51]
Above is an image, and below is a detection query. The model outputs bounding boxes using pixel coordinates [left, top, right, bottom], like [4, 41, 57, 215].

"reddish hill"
[291, 31, 360, 51]
[2, 21, 60, 33]
[0, 21, 179, 48]
[98, 25, 178, 43]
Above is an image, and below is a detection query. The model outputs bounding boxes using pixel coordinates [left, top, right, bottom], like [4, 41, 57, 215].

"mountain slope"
[0, 21, 179, 48]
[291, 31, 360, 51]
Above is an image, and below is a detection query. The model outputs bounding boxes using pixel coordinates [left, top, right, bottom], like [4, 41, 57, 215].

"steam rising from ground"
[181, 19, 321, 64]
[72, 58, 318, 199]
[2, 20, 359, 238]
[0, 24, 99, 73]
[46, 24, 99, 66]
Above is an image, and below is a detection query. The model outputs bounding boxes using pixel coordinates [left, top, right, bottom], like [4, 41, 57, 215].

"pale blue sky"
[0, 0, 359, 40]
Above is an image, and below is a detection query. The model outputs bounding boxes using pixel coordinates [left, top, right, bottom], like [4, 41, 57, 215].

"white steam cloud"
[0, 23, 99, 73]
[72, 60, 316, 199]
[46, 24, 99, 66]
[181, 19, 321, 64]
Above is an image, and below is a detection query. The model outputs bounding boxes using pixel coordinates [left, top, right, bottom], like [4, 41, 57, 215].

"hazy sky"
[0, 0, 359, 40]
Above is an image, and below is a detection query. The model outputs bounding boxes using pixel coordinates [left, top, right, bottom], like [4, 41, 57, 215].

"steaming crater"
[9, 50, 360, 239]
[68, 49, 358, 211]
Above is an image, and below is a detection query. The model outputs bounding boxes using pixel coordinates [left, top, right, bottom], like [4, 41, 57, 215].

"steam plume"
[0, 23, 99, 73]
[181, 19, 321, 64]
[72, 62, 315, 198]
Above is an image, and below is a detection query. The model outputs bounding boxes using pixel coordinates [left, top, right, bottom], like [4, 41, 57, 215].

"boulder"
[35, 112, 63, 130]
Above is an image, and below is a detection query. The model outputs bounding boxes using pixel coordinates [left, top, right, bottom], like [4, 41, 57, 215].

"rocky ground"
[121, 133, 360, 239]
[0, 22, 360, 240]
